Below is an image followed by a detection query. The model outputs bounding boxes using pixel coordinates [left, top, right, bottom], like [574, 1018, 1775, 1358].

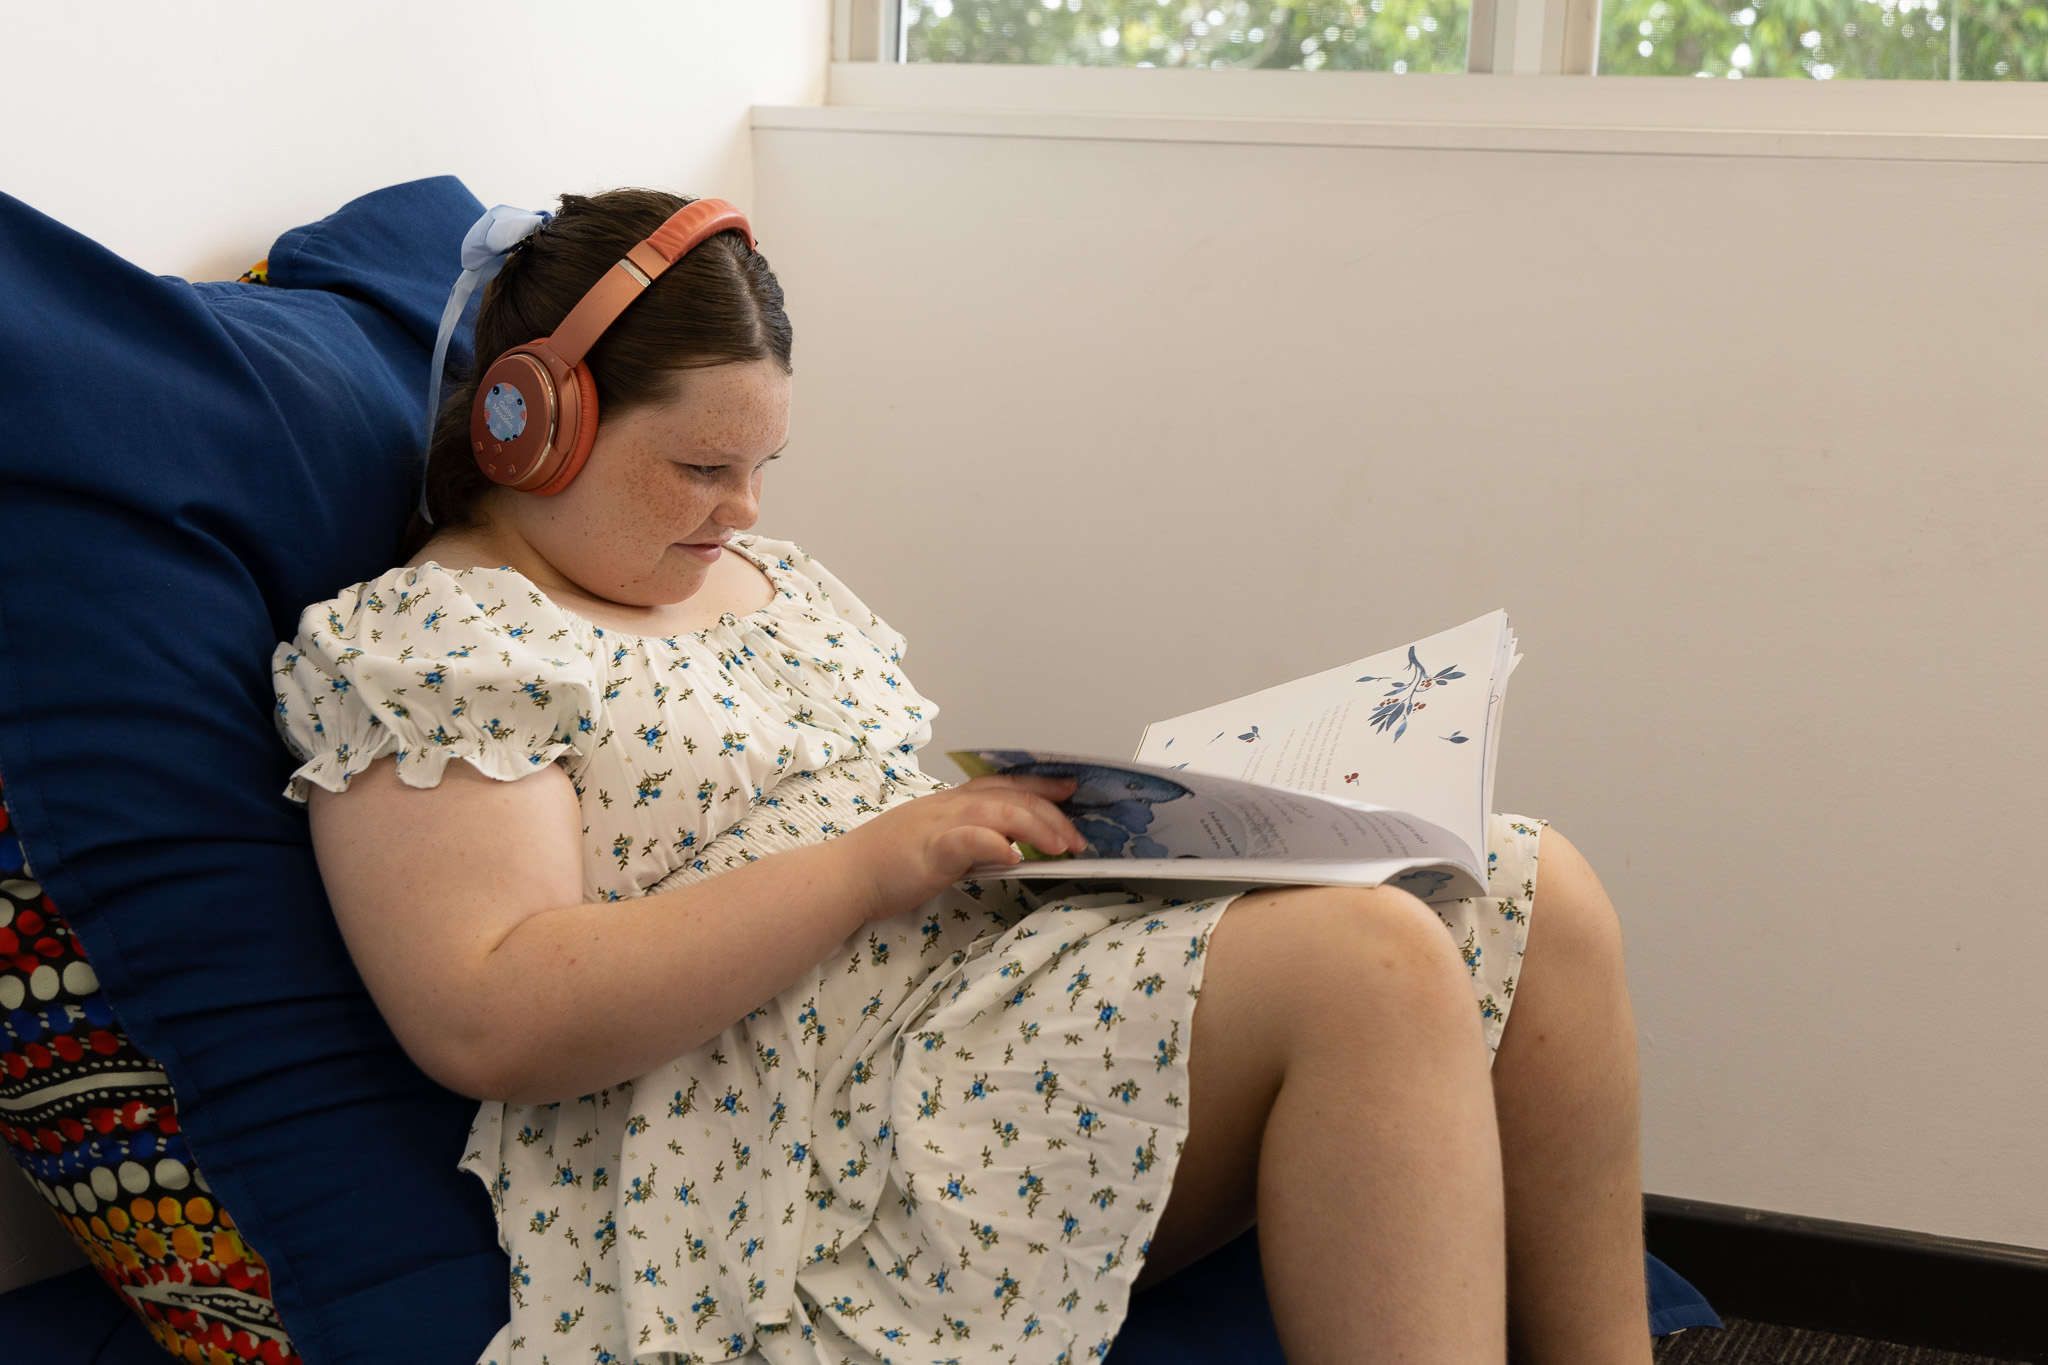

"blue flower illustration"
[1358, 647, 1465, 742]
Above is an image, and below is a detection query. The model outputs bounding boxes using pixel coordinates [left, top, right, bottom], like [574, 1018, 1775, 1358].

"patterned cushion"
[1, 771, 301, 1364]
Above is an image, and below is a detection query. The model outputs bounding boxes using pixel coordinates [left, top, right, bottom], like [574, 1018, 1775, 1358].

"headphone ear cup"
[527, 361, 600, 498]
[471, 350, 559, 488]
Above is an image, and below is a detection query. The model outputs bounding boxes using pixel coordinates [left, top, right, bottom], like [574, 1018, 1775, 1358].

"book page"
[1133, 612, 1511, 867]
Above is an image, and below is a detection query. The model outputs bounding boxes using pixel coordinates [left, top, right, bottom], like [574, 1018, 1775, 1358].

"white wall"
[752, 81, 2048, 1250]
[0, 0, 830, 1295]
[0, 0, 829, 280]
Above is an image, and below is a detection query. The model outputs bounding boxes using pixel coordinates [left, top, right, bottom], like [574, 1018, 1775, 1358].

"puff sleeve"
[271, 564, 601, 801]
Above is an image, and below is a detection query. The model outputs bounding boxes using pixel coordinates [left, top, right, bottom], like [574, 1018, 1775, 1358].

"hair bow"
[421, 204, 554, 523]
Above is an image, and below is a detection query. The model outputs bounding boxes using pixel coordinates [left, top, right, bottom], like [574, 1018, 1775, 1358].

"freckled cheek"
[611, 466, 707, 536]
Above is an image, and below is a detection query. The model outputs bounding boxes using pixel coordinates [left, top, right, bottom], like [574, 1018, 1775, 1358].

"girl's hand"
[840, 775, 1086, 922]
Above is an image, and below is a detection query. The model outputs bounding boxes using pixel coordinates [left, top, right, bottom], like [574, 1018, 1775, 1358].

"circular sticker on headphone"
[483, 383, 528, 442]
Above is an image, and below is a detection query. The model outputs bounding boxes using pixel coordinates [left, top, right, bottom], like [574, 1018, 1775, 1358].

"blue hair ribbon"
[421, 204, 553, 524]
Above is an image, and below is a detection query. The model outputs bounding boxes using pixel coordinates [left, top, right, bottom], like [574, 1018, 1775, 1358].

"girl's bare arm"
[308, 758, 1082, 1104]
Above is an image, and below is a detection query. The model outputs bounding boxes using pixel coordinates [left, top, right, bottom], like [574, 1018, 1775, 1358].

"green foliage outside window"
[1600, 0, 2048, 78]
[904, 0, 1470, 75]
[904, 0, 2046, 76]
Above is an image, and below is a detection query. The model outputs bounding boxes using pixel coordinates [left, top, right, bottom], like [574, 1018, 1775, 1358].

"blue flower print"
[1133, 1130, 1160, 1177]
[1018, 1169, 1047, 1216]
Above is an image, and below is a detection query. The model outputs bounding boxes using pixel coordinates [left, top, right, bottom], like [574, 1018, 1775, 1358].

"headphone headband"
[546, 199, 755, 369]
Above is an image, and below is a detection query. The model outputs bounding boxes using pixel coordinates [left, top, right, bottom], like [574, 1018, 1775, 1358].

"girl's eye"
[681, 455, 778, 476]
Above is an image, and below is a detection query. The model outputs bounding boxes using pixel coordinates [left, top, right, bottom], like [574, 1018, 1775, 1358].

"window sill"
[795, 60, 2048, 161]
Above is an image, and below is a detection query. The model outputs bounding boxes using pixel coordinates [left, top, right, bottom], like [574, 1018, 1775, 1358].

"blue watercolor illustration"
[1442, 730, 1469, 744]
[1358, 647, 1465, 743]
[1390, 868, 1454, 900]
[1237, 726, 1260, 742]
[980, 753, 1192, 858]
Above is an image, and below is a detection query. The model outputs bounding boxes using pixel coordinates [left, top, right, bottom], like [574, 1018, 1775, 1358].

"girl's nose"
[719, 478, 761, 530]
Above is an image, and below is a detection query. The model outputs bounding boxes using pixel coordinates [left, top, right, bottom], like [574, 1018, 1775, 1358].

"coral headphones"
[468, 198, 755, 495]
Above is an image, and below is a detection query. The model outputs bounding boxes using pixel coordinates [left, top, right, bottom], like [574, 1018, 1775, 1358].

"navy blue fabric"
[1100, 1232, 1719, 1364]
[1648, 1250, 1724, 1335]
[0, 178, 502, 1365]
[2, 1238, 1720, 1365]
[1106, 1230, 1282, 1364]
[0, 1265, 163, 1365]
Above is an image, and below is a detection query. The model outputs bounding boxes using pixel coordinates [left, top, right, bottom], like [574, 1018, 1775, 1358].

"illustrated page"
[1132, 611, 1513, 865]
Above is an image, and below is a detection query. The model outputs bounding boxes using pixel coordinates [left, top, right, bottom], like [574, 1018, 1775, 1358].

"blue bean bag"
[0, 176, 504, 1365]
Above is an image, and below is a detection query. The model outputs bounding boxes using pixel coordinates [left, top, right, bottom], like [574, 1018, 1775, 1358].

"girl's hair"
[399, 187, 792, 560]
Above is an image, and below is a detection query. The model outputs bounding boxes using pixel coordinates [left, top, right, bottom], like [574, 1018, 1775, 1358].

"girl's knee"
[1231, 884, 1473, 1030]
[1531, 827, 1627, 977]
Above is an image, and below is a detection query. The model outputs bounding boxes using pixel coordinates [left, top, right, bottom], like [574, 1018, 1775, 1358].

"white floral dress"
[271, 536, 1539, 1365]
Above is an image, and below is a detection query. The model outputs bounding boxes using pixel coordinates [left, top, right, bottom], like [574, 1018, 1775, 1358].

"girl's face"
[488, 358, 792, 608]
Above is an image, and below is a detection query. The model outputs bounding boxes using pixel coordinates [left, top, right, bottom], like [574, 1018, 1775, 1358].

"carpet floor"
[1654, 1319, 2032, 1365]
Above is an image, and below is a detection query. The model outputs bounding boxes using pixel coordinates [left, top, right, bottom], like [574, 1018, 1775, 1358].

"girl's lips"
[676, 541, 724, 562]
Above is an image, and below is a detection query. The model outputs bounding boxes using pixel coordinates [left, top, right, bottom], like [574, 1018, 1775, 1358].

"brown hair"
[399, 188, 792, 560]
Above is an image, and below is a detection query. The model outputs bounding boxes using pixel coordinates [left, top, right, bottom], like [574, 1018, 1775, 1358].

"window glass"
[904, 1, 1471, 75]
[1599, 0, 2048, 78]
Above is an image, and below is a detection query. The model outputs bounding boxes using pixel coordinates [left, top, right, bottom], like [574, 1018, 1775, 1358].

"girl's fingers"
[938, 825, 1019, 869]
[967, 774, 1077, 800]
[973, 794, 1086, 856]
[1018, 797, 1088, 855]
[958, 779, 1085, 850]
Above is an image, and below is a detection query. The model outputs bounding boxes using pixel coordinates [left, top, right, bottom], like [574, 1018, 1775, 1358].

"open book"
[950, 611, 1517, 902]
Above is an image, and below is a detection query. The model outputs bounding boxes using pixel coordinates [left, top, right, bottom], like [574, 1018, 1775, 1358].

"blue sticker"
[483, 383, 528, 442]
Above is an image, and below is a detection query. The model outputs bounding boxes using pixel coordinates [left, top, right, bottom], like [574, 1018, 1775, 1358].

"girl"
[273, 188, 1651, 1365]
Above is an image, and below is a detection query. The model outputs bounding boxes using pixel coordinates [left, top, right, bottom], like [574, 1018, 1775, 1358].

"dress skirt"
[463, 815, 1540, 1365]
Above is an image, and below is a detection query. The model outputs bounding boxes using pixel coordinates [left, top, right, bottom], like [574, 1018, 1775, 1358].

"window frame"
[832, 0, 2048, 134]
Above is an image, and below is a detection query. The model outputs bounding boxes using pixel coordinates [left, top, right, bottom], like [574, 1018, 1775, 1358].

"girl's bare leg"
[1134, 884, 1506, 1365]
[1491, 828, 1653, 1365]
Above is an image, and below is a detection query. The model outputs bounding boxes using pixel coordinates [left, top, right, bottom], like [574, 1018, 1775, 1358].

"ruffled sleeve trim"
[271, 563, 602, 802]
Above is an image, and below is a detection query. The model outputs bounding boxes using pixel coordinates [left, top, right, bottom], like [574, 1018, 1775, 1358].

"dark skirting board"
[1645, 1195, 2048, 1363]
